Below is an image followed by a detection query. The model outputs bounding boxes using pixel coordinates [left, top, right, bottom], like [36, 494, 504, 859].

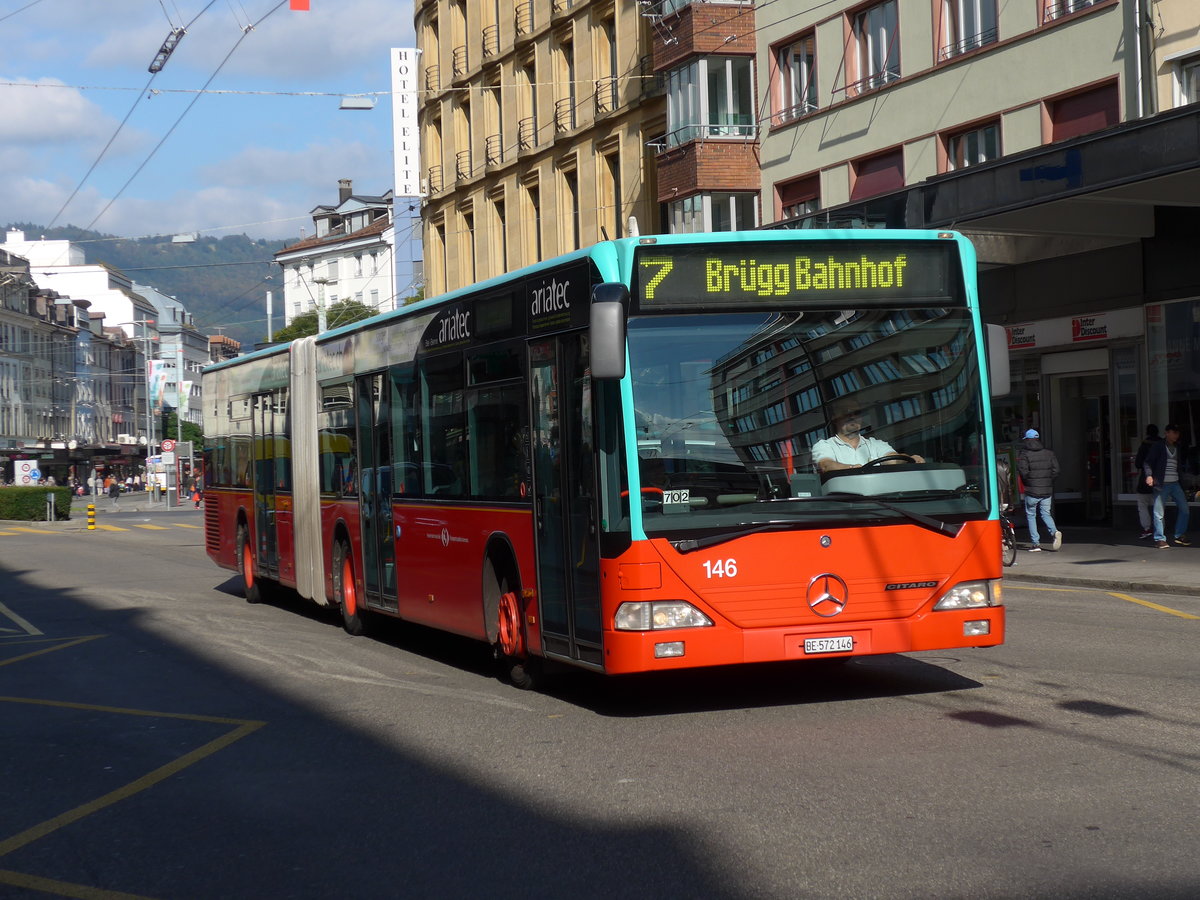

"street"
[1, 515, 1197, 899]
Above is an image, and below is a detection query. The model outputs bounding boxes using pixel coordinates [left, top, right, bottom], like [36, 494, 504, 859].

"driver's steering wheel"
[860, 453, 917, 469]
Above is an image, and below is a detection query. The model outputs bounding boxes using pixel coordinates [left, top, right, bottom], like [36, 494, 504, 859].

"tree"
[402, 287, 425, 306]
[160, 411, 204, 450]
[271, 299, 376, 342]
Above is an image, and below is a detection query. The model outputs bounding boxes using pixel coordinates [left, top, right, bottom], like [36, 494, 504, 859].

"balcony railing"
[774, 100, 817, 126]
[554, 97, 575, 132]
[515, 1, 534, 35]
[833, 66, 900, 99]
[425, 64, 440, 92]
[1044, 0, 1098, 22]
[552, 0, 575, 14]
[426, 165, 443, 194]
[485, 134, 503, 166]
[639, 55, 664, 99]
[938, 27, 999, 61]
[452, 45, 468, 77]
[594, 77, 618, 116]
[482, 24, 500, 58]
[518, 116, 538, 150]
[455, 150, 473, 181]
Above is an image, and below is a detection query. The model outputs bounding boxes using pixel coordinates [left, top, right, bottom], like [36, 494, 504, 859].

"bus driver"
[812, 402, 925, 474]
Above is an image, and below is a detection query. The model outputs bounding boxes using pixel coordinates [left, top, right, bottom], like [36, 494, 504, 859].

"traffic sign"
[160, 439, 176, 452]
[29, 469, 41, 481]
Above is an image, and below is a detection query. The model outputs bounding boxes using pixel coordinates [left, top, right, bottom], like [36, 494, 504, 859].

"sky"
[0, 0, 415, 244]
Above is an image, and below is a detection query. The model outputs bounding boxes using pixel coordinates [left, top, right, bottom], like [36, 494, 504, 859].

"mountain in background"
[5, 223, 287, 349]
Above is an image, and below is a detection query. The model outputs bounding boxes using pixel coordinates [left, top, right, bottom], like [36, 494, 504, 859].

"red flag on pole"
[290, 0, 310, 9]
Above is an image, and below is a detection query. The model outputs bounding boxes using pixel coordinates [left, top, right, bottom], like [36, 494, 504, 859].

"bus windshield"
[626, 307, 990, 536]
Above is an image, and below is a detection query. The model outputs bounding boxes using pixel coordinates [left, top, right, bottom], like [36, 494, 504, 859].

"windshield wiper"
[673, 521, 801, 554]
[821, 492, 962, 538]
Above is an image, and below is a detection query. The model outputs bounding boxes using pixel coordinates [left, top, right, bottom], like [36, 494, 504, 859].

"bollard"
[87, 503, 95, 531]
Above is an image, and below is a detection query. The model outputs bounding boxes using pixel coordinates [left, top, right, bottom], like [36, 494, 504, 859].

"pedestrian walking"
[107, 478, 122, 511]
[1017, 428, 1062, 552]
[1143, 423, 1190, 549]
[1133, 424, 1161, 539]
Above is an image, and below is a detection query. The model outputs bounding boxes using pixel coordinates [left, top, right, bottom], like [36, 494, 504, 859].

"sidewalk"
[1003, 525, 1200, 597]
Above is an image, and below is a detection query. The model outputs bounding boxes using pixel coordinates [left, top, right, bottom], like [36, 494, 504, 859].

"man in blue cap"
[1017, 428, 1062, 551]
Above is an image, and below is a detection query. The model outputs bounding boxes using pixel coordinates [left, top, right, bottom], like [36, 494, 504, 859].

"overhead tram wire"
[0, 0, 46, 24]
[83, 0, 291, 234]
[46, 0, 222, 230]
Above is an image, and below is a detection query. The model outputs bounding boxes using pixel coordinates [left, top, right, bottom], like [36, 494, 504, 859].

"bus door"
[252, 393, 279, 579]
[529, 333, 602, 666]
[356, 373, 397, 611]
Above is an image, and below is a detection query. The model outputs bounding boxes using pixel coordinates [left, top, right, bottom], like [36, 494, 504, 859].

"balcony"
[518, 116, 538, 150]
[482, 24, 500, 58]
[452, 45, 468, 78]
[552, 0, 575, 14]
[938, 27, 998, 61]
[515, 1, 534, 35]
[425, 64, 440, 92]
[426, 165, 444, 194]
[485, 133, 503, 167]
[455, 149, 473, 181]
[639, 55, 664, 99]
[594, 77, 618, 116]
[554, 97, 575, 133]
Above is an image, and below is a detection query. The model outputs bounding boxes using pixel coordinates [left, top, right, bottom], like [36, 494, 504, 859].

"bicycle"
[1000, 507, 1017, 567]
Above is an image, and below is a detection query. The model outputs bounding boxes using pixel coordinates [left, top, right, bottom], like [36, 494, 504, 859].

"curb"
[1002, 571, 1200, 597]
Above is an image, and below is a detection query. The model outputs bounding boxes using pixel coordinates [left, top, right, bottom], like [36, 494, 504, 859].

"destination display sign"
[632, 241, 961, 310]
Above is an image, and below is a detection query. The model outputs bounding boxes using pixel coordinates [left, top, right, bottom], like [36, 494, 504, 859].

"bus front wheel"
[238, 525, 262, 605]
[333, 540, 364, 636]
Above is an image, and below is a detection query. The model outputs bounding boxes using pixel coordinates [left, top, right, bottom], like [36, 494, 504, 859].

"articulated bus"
[202, 230, 1008, 687]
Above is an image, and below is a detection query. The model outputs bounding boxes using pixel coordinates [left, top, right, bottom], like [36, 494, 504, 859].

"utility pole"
[315, 278, 328, 332]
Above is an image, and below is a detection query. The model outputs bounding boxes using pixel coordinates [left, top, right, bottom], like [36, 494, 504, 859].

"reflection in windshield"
[626, 308, 988, 535]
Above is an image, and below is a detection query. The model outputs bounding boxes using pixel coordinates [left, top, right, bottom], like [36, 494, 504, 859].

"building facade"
[274, 179, 397, 329]
[415, 0, 664, 295]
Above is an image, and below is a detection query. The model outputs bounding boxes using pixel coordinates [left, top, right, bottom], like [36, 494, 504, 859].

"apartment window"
[776, 33, 817, 123]
[850, 147, 904, 200]
[666, 56, 755, 146]
[945, 120, 1000, 170]
[667, 192, 757, 234]
[523, 180, 542, 263]
[1043, 0, 1099, 23]
[939, 0, 997, 60]
[778, 174, 820, 221]
[559, 165, 580, 251]
[430, 221, 447, 295]
[354, 255, 363, 277]
[326, 259, 339, 281]
[1175, 55, 1200, 107]
[599, 148, 621, 240]
[491, 193, 508, 275]
[1049, 82, 1118, 142]
[851, 1, 900, 93]
[460, 210, 476, 286]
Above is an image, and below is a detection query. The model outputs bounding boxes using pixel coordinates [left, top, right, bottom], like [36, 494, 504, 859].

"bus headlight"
[614, 601, 714, 631]
[934, 580, 1001, 610]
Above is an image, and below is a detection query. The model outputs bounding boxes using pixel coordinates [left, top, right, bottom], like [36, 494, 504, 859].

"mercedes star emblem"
[807, 573, 849, 617]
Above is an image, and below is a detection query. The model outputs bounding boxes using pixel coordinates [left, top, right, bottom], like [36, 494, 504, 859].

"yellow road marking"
[0, 868, 155, 900]
[0, 600, 42, 636]
[1018, 585, 1199, 619]
[0, 695, 265, 859]
[172, 523, 202, 529]
[132, 524, 169, 530]
[96, 524, 128, 531]
[0, 635, 105, 667]
[1108, 591, 1200, 620]
[7, 527, 62, 535]
[0, 531, 18, 536]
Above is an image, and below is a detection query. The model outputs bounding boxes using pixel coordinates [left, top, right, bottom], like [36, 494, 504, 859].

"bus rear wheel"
[333, 539, 364, 635]
[238, 525, 263, 605]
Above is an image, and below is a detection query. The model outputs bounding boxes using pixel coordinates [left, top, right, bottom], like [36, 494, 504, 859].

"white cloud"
[0, 78, 121, 145]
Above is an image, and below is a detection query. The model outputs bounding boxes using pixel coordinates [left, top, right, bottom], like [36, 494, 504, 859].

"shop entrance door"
[1050, 372, 1111, 522]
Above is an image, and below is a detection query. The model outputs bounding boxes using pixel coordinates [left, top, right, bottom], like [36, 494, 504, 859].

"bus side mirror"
[590, 283, 629, 380]
[986, 324, 1010, 398]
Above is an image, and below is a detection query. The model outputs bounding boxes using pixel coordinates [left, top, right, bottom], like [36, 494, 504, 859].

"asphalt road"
[1, 511, 1197, 899]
